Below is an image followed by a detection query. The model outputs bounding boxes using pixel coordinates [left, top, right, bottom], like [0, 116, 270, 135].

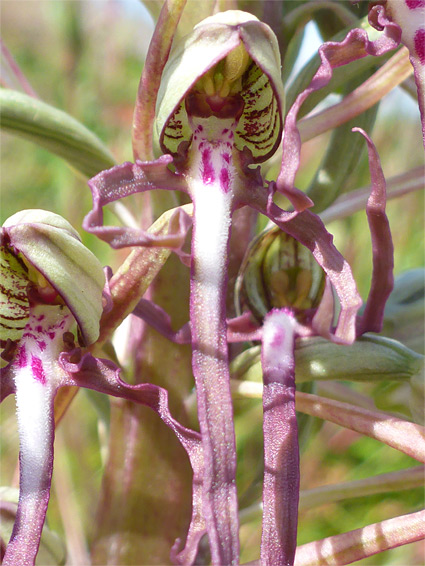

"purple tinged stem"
[260, 310, 299, 566]
[187, 133, 239, 565]
[3, 307, 73, 566]
[4, 378, 55, 566]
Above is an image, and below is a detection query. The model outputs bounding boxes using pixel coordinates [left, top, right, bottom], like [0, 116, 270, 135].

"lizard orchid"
[82, 8, 401, 565]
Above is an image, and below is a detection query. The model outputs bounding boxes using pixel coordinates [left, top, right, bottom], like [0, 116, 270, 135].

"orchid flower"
[81, 7, 402, 565]
[0, 211, 203, 566]
[0, 210, 104, 564]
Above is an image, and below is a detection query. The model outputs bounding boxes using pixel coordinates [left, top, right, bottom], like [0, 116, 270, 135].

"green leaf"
[230, 334, 423, 384]
[0, 89, 115, 178]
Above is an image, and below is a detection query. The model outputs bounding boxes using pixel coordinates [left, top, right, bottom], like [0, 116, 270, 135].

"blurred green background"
[1, 1, 424, 564]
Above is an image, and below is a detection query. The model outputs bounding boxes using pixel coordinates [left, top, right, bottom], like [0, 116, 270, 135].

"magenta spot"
[23, 331, 36, 340]
[219, 168, 230, 193]
[197, 125, 203, 132]
[414, 28, 425, 65]
[222, 128, 229, 134]
[406, 0, 425, 9]
[37, 340, 47, 351]
[201, 148, 215, 184]
[31, 355, 46, 384]
[36, 325, 43, 333]
[48, 331, 56, 340]
[37, 314, 45, 321]
[222, 152, 230, 164]
[270, 331, 284, 348]
[17, 346, 27, 368]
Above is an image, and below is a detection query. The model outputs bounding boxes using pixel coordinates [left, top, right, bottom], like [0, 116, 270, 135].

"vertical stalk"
[4, 385, 55, 566]
[4, 307, 71, 566]
[260, 310, 299, 566]
[188, 132, 239, 565]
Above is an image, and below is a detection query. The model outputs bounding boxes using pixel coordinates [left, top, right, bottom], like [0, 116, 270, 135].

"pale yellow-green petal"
[0, 246, 30, 343]
[3, 210, 104, 345]
[155, 10, 284, 162]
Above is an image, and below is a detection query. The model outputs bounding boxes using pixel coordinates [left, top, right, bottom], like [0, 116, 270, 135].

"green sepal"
[0, 246, 30, 343]
[154, 10, 284, 162]
[0, 89, 115, 178]
[3, 210, 105, 345]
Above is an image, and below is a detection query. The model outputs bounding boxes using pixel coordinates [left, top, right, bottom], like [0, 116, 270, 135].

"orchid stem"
[4, 383, 55, 566]
[260, 310, 299, 566]
[188, 129, 239, 565]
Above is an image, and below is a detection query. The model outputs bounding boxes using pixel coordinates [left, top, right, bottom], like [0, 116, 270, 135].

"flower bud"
[235, 227, 326, 323]
[1, 210, 104, 345]
[154, 10, 284, 162]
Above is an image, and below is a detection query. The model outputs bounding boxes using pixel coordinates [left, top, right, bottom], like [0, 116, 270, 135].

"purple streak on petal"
[260, 310, 299, 566]
[59, 350, 205, 565]
[414, 28, 425, 63]
[84, 156, 190, 249]
[277, 8, 401, 203]
[17, 344, 27, 368]
[201, 146, 215, 185]
[248, 192, 362, 344]
[30, 355, 46, 385]
[406, 0, 425, 9]
[353, 129, 394, 335]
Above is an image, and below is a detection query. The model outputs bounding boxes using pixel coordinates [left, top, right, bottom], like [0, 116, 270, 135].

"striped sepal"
[162, 60, 281, 163]
[235, 62, 281, 161]
[0, 246, 30, 343]
[162, 100, 191, 158]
